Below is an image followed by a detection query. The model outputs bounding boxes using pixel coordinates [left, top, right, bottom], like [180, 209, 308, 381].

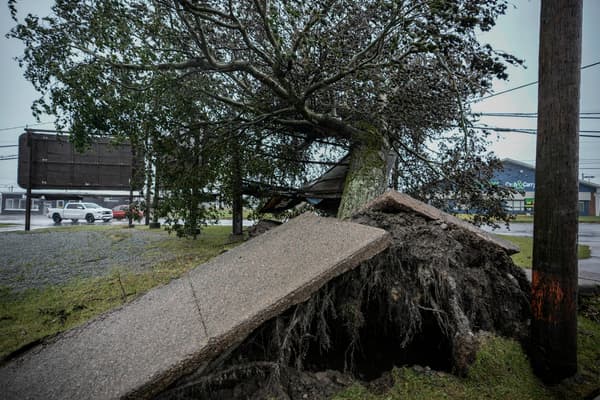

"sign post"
[24, 130, 33, 231]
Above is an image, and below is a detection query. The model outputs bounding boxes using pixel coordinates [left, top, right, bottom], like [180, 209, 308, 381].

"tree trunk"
[145, 158, 152, 226]
[144, 136, 151, 226]
[231, 142, 244, 240]
[337, 133, 390, 219]
[531, 0, 582, 384]
[128, 143, 137, 228]
[150, 162, 161, 228]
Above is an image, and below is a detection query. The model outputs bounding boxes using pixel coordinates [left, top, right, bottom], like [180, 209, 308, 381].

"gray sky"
[1, 0, 599, 189]
[473, 0, 600, 185]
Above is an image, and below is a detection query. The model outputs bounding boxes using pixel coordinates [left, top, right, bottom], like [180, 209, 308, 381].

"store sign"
[504, 180, 535, 191]
[524, 198, 535, 210]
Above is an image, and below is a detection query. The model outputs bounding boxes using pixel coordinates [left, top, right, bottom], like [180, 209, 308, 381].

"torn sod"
[157, 193, 530, 400]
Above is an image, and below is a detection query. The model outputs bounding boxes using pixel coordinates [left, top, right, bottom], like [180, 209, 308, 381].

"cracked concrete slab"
[1, 213, 390, 399]
[1, 276, 209, 400]
[360, 191, 520, 254]
[187, 213, 390, 347]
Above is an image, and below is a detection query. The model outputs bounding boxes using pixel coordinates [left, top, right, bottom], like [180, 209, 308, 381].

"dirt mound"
[156, 207, 530, 399]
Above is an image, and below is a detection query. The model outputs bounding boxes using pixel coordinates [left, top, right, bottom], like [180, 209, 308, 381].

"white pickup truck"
[47, 202, 113, 224]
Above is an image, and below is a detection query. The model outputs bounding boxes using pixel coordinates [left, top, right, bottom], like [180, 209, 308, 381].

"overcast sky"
[1, 0, 599, 190]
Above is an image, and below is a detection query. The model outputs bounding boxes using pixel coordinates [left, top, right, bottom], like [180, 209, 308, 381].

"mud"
[156, 208, 531, 399]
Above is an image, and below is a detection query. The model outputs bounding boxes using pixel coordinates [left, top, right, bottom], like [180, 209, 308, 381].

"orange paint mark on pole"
[531, 270, 575, 323]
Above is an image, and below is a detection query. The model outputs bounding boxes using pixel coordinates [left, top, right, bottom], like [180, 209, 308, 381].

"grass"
[499, 235, 591, 268]
[214, 208, 254, 220]
[0, 225, 237, 359]
[509, 215, 600, 223]
[0, 223, 18, 227]
[333, 313, 600, 400]
[457, 214, 600, 224]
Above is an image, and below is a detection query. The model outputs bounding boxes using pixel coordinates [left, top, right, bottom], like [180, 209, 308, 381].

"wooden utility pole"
[531, 0, 582, 383]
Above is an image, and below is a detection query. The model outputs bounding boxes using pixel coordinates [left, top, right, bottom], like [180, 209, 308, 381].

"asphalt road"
[0, 214, 253, 232]
[483, 222, 600, 274]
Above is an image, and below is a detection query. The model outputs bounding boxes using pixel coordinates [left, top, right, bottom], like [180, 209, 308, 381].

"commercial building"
[495, 159, 600, 216]
[0, 190, 141, 215]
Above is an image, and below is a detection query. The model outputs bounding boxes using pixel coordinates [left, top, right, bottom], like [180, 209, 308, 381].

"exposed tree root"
[156, 210, 530, 399]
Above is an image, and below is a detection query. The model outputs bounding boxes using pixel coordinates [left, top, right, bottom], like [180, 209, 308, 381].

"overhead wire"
[477, 112, 600, 120]
[0, 121, 54, 132]
[462, 125, 600, 138]
[473, 60, 600, 102]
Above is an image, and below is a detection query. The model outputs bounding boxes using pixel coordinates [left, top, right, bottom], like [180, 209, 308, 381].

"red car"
[112, 204, 143, 220]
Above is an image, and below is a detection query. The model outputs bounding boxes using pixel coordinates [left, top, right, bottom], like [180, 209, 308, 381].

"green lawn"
[212, 208, 253, 220]
[509, 215, 600, 223]
[499, 235, 591, 268]
[0, 225, 237, 359]
[333, 315, 600, 400]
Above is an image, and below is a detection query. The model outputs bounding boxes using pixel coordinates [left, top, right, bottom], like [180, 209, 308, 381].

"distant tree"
[9, 0, 522, 225]
[530, 0, 582, 383]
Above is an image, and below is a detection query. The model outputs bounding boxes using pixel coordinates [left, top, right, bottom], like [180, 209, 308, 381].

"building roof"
[501, 158, 600, 189]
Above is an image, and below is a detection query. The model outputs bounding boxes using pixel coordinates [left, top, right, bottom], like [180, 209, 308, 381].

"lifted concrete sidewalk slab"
[1, 276, 209, 400]
[1, 213, 390, 399]
[360, 190, 520, 255]
[187, 213, 391, 347]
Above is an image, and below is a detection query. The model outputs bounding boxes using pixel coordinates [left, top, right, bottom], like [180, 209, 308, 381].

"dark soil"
[156, 209, 531, 400]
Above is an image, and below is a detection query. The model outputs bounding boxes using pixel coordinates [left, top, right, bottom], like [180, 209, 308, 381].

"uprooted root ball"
[156, 210, 530, 400]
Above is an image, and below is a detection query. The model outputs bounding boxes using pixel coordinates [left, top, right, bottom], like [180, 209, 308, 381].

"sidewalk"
[0, 213, 391, 399]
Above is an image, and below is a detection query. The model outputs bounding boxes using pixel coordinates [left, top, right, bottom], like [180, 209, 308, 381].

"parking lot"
[0, 213, 251, 232]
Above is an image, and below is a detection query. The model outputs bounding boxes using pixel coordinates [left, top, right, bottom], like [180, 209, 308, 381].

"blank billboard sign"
[18, 131, 142, 190]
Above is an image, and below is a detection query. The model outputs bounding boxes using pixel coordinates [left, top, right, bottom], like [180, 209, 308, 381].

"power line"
[477, 112, 600, 120]
[0, 121, 54, 132]
[468, 125, 600, 137]
[0, 144, 19, 148]
[474, 60, 600, 102]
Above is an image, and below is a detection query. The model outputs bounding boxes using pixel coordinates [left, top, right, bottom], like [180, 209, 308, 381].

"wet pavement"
[483, 222, 600, 287]
[0, 214, 253, 232]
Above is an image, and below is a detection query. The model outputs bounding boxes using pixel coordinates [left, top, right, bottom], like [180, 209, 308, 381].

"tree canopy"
[9, 0, 521, 225]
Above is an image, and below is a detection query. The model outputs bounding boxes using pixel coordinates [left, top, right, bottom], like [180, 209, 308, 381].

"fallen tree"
[156, 192, 530, 400]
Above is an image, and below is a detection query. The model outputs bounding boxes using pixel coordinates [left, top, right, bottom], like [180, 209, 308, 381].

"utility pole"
[531, 0, 582, 383]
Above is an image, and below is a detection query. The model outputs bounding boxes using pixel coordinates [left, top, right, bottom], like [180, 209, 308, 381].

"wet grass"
[457, 215, 600, 224]
[509, 215, 600, 224]
[0, 225, 237, 359]
[500, 235, 591, 268]
[333, 313, 600, 400]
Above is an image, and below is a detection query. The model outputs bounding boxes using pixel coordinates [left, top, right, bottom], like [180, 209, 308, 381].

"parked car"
[47, 202, 113, 223]
[112, 204, 144, 220]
